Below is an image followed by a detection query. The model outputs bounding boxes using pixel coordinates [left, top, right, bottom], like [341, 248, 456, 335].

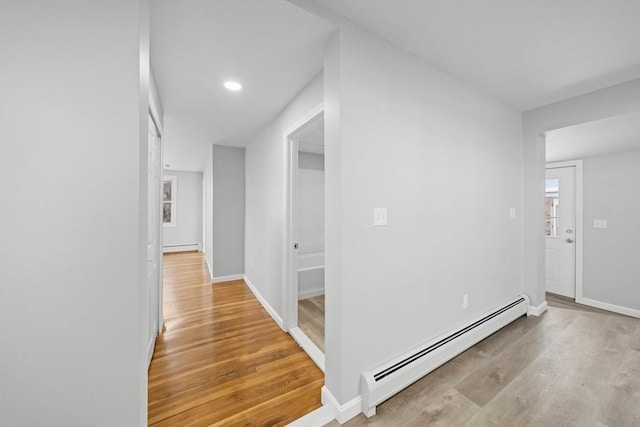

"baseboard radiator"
[163, 243, 201, 253]
[361, 294, 530, 417]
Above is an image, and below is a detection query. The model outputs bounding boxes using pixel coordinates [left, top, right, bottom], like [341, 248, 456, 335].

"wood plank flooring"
[148, 252, 324, 426]
[546, 291, 622, 316]
[328, 297, 640, 426]
[298, 295, 325, 353]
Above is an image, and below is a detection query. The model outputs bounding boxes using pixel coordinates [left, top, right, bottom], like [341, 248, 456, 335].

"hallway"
[148, 252, 323, 426]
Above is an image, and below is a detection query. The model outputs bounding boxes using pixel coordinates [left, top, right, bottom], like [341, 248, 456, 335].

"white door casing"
[147, 115, 162, 364]
[284, 103, 324, 331]
[283, 105, 326, 372]
[545, 166, 576, 298]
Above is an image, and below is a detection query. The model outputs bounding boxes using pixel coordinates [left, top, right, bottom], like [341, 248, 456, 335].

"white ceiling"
[314, 0, 640, 111]
[151, 1, 640, 171]
[150, 0, 335, 170]
[546, 112, 640, 163]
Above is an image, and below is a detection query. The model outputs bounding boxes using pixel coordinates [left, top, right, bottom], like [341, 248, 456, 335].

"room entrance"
[284, 104, 326, 371]
[545, 165, 577, 299]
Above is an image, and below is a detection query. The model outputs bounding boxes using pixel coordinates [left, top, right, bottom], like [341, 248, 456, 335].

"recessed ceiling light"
[224, 81, 242, 91]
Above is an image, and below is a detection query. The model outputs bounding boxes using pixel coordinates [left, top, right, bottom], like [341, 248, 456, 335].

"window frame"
[163, 175, 177, 228]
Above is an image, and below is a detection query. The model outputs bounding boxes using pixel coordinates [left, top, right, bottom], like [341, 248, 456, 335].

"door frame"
[545, 160, 583, 302]
[283, 103, 326, 371]
[149, 110, 164, 335]
[283, 103, 324, 332]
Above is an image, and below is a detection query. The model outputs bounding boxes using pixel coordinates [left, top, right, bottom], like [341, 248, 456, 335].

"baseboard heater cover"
[163, 244, 201, 253]
[360, 294, 530, 417]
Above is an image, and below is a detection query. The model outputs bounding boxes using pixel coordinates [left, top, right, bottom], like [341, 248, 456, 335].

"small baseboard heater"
[163, 244, 201, 254]
[361, 294, 530, 417]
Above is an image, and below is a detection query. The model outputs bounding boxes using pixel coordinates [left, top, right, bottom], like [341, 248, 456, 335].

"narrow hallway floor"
[148, 252, 323, 426]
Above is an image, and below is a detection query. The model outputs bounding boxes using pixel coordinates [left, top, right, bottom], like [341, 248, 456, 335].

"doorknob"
[566, 238, 574, 243]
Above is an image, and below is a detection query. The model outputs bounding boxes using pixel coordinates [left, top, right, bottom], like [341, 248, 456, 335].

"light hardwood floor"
[327, 297, 640, 427]
[148, 252, 323, 426]
[299, 295, 325, 353]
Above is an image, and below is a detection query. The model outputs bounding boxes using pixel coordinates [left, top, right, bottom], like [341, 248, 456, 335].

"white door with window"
[545, 166, 576, 298]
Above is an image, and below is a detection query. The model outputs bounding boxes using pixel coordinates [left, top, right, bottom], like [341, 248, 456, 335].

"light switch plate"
[593, 219, 608, 229]
[373, 208, 387, 226]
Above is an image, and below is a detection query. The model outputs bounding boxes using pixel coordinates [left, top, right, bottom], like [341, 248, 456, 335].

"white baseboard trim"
[163, 244, 201, 253]
[285, 405, 335, 427]
[289, 326, 324, 372]
[298, 288, 325, 300]
[577, 297, 640, 318]
[321, 386, 362, 424]
[204, 255, 214, 282]
[528, 301, 548, 316]
[212, 274, 244, 283]
[243, 275, 285, 331]
[146, 333, 157, 368]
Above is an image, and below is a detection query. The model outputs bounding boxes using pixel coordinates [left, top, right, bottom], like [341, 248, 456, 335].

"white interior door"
[545, 166, 576, 298]
[147, 116, 162, 354]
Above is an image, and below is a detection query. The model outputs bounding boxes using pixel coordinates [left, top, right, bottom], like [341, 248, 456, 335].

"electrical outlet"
[373, 208, 388, 226]
[593, 219, 608, 229]
[463, 294, 469, 309]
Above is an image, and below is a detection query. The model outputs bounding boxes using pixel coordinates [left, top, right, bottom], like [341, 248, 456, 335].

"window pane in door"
[163, 203, 172, 223]
[545, 178, 559, 237]
[163, 182, 172, 201]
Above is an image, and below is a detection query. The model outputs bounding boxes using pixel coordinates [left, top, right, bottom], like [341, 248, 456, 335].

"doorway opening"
[544, 162, 582, 300]
[544, 122, 590, 305]
[544, 113, 640, 319]
[285, 104, 325, 371]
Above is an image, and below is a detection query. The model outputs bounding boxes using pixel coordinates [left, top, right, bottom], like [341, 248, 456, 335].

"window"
[163, 175, 177, 228]
[545, 178, 559, 237]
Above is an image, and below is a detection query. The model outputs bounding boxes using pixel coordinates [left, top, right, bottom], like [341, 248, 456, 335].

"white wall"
[162, 115, 212, 172]
[163, 170, 203, 252]
[298, 167, 325, 254]
[324, 30, 344, 398]
[244, 72, 323, 316]
[324, 25, 523, 404]
[299, 151, 325, 170]
[523, 79, 640, 307]
[297, 162, 325, 299]
[211, 145, 245, 278]
[0, 1, 148, 425]
[583, 150, 640, 312]
[204, 146, 214, 277]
